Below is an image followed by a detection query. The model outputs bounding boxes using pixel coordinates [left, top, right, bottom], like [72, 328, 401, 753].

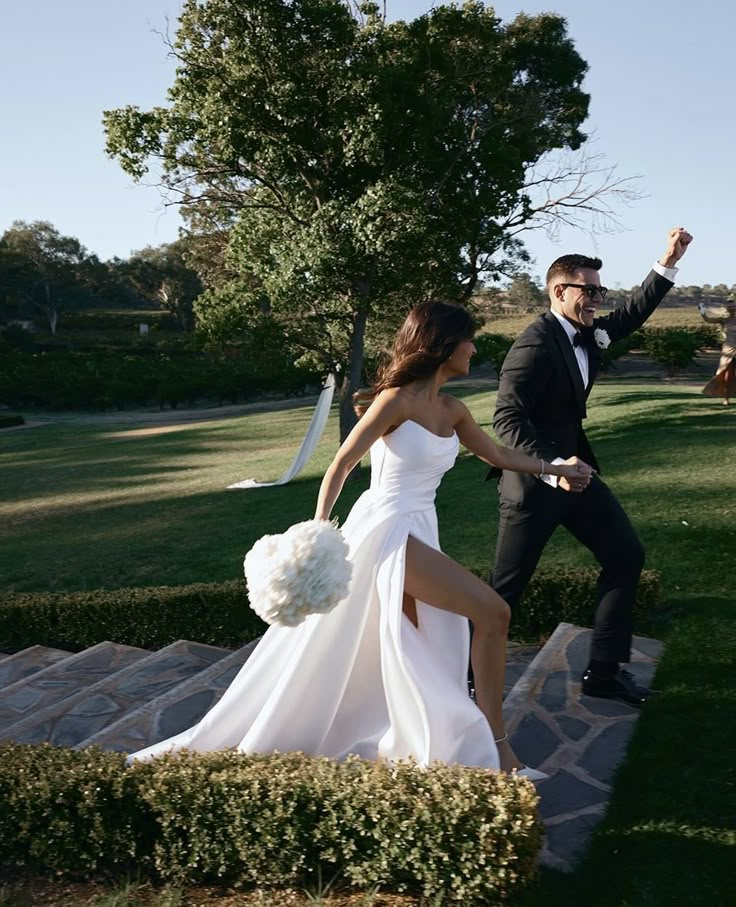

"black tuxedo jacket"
[489, 269, 674, 503]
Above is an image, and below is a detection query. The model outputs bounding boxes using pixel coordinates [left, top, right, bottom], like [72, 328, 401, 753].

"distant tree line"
[0, 220, 202, 334]
[476, 271, 736, 314]
[3, 224, 731, 342]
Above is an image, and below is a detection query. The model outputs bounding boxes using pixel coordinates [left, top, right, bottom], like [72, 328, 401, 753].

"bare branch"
[501, 140, 646, 244]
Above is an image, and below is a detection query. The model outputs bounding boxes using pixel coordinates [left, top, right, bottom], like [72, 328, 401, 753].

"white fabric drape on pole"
[227, 374, 336, 489]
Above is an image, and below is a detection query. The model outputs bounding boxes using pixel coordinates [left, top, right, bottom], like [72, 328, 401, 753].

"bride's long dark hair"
[354, 301, 476, 417]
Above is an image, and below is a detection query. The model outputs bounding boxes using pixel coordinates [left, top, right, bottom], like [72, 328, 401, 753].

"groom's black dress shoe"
[580, 668, 654, 707]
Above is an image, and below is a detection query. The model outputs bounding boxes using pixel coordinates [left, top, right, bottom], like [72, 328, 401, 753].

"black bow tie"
[573, 332, 587, 349]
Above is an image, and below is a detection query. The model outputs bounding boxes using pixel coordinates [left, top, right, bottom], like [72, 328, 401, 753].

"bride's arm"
[314, 389, 406, 521]
[453, 400, 594, 481]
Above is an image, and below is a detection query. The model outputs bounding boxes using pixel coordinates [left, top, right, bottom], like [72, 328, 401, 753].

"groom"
[489, 227, 693, 705]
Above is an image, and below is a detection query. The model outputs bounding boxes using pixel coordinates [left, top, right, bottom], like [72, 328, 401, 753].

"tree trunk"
[339, 306, 368, 443]
[35, 284, 58, 335]
[335, 307, 368, 482]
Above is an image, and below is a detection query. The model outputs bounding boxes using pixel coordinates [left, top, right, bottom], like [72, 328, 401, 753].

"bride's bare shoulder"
[374, 386, 406, 406]
[371, 387, 412, 420]
[440, 393, 470, 420]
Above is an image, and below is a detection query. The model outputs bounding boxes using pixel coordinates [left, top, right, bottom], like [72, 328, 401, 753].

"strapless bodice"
[366, 419, 459, 513]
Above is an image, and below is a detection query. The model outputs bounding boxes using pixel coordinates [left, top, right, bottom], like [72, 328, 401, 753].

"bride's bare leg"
[403, 536, 524, 773]
[402, 592, 419, 627]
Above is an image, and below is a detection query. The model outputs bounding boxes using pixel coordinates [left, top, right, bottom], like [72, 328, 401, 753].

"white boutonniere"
[594, 328, 611, 350]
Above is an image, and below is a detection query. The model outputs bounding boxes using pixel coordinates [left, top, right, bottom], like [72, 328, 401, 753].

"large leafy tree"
[505, 272, 545, 311]
[104, 0, 591, 439]
[0, 221, 97, 334]
[125, 239, 203, 330]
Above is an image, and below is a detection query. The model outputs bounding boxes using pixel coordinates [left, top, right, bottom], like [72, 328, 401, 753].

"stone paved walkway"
[503, 622, 662, 871]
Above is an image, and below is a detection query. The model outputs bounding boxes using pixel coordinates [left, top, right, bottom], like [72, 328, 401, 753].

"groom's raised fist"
[660, 227, 693, 268]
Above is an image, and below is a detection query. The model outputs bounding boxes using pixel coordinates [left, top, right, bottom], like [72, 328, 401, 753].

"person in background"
[699, 296, 736, 405]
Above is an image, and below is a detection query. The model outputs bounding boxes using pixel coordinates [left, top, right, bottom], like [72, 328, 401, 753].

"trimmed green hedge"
[474, 332, 515, 375]
[507, 567, 661, 639]
[0, 568, 661, 654]
[0, 745, 541, 902]
[474, 325, 722, 378]
[0, 351, 320, 411]
[0, 580, 263, 652]
[59, 310, 179, 332]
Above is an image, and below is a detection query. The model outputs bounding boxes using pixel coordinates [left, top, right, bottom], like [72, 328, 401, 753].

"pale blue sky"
[1, 0, 733, 287]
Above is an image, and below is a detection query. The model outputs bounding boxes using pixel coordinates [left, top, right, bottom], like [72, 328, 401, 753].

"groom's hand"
[659, 227, 693, 268]
[559, 456, 594, 494]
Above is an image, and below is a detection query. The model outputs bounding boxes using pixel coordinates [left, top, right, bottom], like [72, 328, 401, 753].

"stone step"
[88, 638, 537, 755]
[0, 641, 149, 734]
[0, 645, 74, 688]
[0, 640, 231, 747]
[502, 622, 662, 873]
[80, 638, 261, 753]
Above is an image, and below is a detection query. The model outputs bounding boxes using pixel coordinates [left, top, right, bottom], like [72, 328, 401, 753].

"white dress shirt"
[541, 261, 679, 487]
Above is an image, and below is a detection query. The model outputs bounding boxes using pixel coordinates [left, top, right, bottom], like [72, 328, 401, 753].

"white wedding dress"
[128, 420, 499, 770]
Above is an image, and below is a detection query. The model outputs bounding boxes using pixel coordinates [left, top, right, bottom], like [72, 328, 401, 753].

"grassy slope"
[1, 382, 731, 600]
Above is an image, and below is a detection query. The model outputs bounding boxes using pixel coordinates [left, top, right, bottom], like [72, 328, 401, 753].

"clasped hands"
[559, 456, 595, 494]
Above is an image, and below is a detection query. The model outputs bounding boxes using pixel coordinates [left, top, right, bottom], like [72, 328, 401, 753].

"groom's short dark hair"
[546, 254, 603, 287]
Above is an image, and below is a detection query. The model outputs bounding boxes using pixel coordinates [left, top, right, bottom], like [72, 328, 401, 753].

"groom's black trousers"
[491, 476, 644, 664]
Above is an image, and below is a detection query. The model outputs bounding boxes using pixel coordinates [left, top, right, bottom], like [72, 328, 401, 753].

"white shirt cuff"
[540, 456, 565, 487]
[653, 261, 678, 283]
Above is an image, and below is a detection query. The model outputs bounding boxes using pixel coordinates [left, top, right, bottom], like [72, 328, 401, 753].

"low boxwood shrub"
[684, 323, 723, 348]
[0, 744, 142, 874]
[0, 568, 660, 654]
[601, 325, 721, 372]
[0, 580, 265, 652]
[505, 567, 660, 640]
[0, 745, 542, 903]
[641, 327, 703, 375]
[473, 333, 515, 376]
[599, 330, 643, 372]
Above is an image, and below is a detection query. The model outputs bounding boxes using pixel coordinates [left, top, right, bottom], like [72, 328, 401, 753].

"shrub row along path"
[3, 347, 721, 436]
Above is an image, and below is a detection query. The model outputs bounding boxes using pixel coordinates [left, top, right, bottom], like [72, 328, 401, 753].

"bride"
[128, 302, 593, 775]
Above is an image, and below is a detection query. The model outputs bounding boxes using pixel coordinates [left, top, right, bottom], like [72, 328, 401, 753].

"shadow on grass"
[549, 829, 735, 907]
[593, 388, 699, 408]
[592, 410, 734, 444]
[2, 386, 733, 601]
[0, 468, 371, 592]
[1, 413, 324, 498]
[516, 594, 736, 907]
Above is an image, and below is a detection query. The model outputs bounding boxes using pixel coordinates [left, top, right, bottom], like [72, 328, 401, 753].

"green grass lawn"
[1, 382, 734, 905]
[1, 381, 732, 602]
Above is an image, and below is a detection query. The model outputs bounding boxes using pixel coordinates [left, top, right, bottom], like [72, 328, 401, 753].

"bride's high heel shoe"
[495, 732, 549, 782]
[516, 765, 549, 782]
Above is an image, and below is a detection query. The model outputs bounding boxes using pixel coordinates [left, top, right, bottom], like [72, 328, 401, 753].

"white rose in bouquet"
[244, 519, 352, 627]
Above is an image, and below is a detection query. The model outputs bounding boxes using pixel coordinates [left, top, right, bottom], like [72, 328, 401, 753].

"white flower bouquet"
[243, 519, 352, 627]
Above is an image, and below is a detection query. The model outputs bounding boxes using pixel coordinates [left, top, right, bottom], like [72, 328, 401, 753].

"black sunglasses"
[560, 283, 608, 301]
